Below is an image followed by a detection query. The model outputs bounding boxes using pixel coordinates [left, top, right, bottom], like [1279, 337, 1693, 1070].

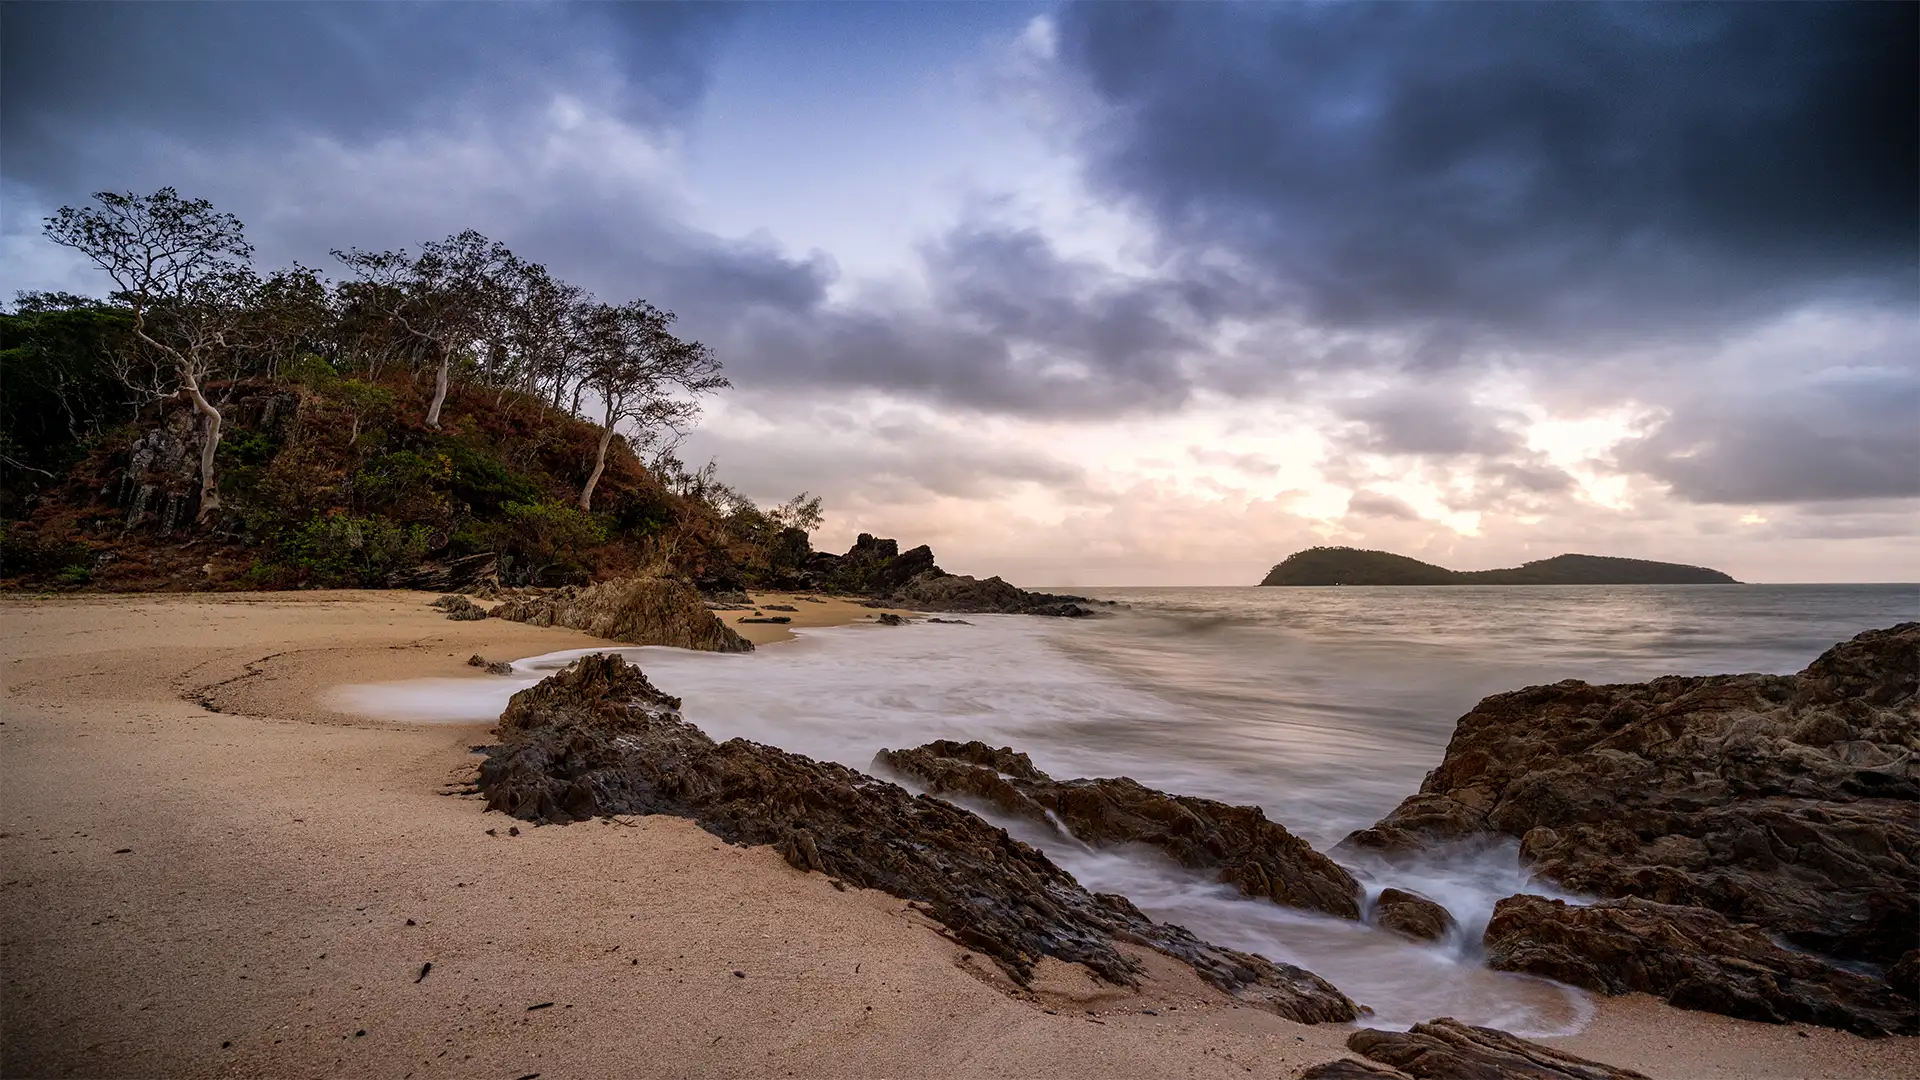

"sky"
[3, 0, 1916, 584]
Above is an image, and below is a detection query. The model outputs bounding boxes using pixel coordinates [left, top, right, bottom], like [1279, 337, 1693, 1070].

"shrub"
[500, 499, 607, 585]
[278, 513, 434, 586]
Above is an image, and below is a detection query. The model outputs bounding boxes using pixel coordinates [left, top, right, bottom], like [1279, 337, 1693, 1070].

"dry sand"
[1, 591, 1913, 1079]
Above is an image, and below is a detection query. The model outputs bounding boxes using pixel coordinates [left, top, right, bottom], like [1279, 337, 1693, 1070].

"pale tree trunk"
[181, 370, 224, 524]
[580, 422, 615, 511]
[425, 348, 451, 428]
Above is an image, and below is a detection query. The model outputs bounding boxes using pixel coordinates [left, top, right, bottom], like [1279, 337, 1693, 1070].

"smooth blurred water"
[333, 583, 1916, 1033]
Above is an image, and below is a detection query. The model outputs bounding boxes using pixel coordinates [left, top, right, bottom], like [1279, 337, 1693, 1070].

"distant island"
[1259, 547, 1739, 586]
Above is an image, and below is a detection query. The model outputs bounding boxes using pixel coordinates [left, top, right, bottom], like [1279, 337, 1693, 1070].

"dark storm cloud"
[1616, 368, 1920, 504]
[0, 1, 735, 192]
[1057, 0, 1919, 345]
[698, 220, 1219, 418]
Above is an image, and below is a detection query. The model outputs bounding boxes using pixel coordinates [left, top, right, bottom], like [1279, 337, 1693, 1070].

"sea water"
[333, 583, 1917, 1033]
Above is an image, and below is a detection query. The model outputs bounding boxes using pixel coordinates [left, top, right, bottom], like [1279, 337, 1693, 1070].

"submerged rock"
[475, 654, 1358, 1023]
[874, 739, 1361, 920]
[1370, 888, 1456, 943]
[1340, 623, 1919, 968]
[1346, 1018, 1651, 1080]
[1484, 894, 1917, 1037]
[491, 575, 752, 652]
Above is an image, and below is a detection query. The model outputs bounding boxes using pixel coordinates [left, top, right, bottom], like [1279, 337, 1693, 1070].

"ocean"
[339, 583, 1918, 1033]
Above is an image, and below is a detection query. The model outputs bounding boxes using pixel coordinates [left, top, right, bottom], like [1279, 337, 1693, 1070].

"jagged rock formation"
[474, 655, 1358, 1023]
[490, 575, 752, 652]
[802, 533, 1104, 616]
[1343, 1018, 1651, 1080]
[1484, 894, 1916, 1037]
[873, 740, 1361, 920]
[1260, 546, 1737, 586]
[1340, 623, 1919, 967]
[1370, 888, 1455, 943]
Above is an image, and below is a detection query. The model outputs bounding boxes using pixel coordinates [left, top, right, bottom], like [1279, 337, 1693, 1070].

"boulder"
[1339, 623, 1919, 967]
[466, 655, 514, 676]
[874, 739, 1361, 920]
[1346, 1018, 1650, 1080]
[1371, 888, 1456, 943]
[432, 595, 488, 621]
[491, 575, 752, 652]
[1483, 894, 1917, 1037]
[475, 654, 1358, 1024]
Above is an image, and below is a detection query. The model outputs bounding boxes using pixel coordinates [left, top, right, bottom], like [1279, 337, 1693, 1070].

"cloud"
[0, 1, 735, 192]
[1346, 490, 1421, 521]
[1615, 366, 1920, 504]
[1056, 1, 1918, 347]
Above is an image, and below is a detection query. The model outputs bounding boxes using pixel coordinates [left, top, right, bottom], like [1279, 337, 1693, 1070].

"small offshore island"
[1260, 546, 1739, 587]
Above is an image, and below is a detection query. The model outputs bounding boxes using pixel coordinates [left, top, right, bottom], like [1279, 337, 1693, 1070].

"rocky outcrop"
[475, 655, 1358, 1023]
[432, 594, 489, 621]
[1371, 888, 1456, 943]
[873, 740, 1361, 920]
[1344, 1018, 1650, 1080]
[1483, 895, 1917, 1037]
[490, 575, 752, 652]
[887, 569, 1100, 617]
[1340, 623, 1919, 968]
[802, 533, 1105, 616]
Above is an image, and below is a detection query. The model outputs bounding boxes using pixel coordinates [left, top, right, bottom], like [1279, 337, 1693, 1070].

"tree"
[43, 189, 258, 523]
[333, 230, 516, 428]
[575, 300, 729, 511]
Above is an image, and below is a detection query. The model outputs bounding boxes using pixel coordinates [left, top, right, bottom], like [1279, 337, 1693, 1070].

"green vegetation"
[0, 187, 818, 592]
[1259, 547, 1738, 586]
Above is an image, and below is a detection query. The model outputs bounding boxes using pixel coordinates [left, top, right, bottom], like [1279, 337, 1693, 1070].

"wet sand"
[2, 591, 1914, 1079]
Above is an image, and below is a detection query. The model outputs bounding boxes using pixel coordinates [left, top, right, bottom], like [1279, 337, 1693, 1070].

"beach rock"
[1299, 1061, 1413, 1080]
[1339, 623, 1919, 968]
[874, 739, 1361, 920]
[476, 655, 1358, 1023]
[926, 617, 971, 625]
[739, 616, 791, 625]
[467, 655, 515, 676]
[876, 613, 908, 626]
[491, 575, 752, 652]
[434, 595, 489, 621]
[1346, 1017, 1651, 1079]
[1371, 888, 1456, 943]
[763, 604, 799, 612]
[1482, 894, 1918, 1037]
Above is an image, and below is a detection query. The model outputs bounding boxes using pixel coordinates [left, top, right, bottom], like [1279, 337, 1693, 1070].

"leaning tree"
[43, 188, 259, 524]
[575, 300, 729, 511]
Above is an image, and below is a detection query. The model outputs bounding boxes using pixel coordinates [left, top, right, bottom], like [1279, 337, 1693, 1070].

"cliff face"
[1259, 547, 1738, 586]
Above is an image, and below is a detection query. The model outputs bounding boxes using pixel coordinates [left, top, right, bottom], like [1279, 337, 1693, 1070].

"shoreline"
[3, 591, 1914, 1078]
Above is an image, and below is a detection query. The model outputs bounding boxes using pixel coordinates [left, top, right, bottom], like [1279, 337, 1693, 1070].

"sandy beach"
[3, 591, 1914, 1079]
